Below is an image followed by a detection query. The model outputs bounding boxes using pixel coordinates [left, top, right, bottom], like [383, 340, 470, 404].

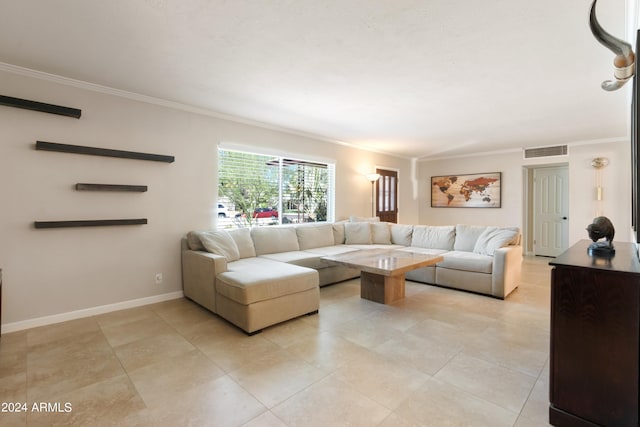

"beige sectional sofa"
[181, 221, 522, 334]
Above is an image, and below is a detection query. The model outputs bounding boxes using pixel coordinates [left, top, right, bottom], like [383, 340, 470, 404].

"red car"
[253, 208, 278, 218]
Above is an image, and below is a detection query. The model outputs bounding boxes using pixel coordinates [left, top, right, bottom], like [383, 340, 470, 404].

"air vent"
[523, 145, 568, 159]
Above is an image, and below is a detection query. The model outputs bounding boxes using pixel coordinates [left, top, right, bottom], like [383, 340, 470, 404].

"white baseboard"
[1, 291, 184, 334]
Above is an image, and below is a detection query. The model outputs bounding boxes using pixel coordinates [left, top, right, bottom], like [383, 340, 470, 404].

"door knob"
[562, 217, 568, 220]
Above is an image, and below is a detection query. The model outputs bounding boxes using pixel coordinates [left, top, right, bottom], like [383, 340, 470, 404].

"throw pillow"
[186, 231, 206, 251]
[199, 230, 240, 261]
[473, 227, 519, 256]
[227, 228, 256, 258]
[371, 222, 391, 244]
[345, 222, 372, 244]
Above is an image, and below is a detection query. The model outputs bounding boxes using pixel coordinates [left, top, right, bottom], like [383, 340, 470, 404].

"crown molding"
[0, 62, 408, 160]
[418, 137, 628, 162]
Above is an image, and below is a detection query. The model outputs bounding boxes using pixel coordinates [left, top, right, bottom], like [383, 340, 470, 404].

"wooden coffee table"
[322, 248, 443, 304]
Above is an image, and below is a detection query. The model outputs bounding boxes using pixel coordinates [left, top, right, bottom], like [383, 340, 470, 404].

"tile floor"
[0, 256, 552, 426]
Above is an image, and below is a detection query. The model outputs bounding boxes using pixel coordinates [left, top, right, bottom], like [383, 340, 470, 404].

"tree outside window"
[218, 149, 333, 227]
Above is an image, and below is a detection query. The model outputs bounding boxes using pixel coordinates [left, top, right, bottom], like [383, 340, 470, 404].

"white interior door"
[534, 166, 569, 257]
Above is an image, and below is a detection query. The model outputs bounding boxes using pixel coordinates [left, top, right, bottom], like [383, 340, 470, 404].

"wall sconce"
[365, 173, 381, 217]
[591, 157, 609, 201]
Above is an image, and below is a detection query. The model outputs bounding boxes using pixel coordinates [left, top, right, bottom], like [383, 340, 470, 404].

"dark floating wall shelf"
[34, 219, 148, 229]
[0, 94, 81, 119]
[75, 183, 148, 192]
[36, 141, 175, 163]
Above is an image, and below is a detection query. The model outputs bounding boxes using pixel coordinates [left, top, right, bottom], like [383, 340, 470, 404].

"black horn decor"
[589, 0, 640, 244]
[589, 0, 636, 91]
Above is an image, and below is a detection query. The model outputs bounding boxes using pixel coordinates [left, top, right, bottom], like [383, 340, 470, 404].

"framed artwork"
[431, 172, 501, 208]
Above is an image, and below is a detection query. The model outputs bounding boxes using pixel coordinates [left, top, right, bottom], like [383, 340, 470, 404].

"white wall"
[5, 65, 629, 331]
[418, 140, 631, 250]
[565, 142, 631, 244]
[419, 152, 524, 227]
[0, 69, 414, 330]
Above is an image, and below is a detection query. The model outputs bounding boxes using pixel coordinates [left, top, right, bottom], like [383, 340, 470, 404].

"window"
[218, 147, 334, 227]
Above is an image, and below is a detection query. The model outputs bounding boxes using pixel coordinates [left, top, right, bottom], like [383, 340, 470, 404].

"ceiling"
[0, 0, 635, 159]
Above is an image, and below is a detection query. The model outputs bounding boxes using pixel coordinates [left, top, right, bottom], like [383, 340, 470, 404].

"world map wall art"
[431, 172, 501, 208]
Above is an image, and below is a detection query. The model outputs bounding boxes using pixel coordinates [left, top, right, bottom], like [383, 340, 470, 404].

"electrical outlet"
[155, 273, 163, 284]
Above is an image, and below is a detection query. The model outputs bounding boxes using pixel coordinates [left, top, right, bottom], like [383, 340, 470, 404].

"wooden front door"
[376, 168, 398, 223]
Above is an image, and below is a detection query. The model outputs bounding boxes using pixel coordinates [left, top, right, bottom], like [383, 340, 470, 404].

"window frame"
[217, 143, 336, 226]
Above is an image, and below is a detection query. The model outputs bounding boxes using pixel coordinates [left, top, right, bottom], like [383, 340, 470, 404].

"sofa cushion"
[199, 230, 240, 261]
[227, 228, 256, 258]
[345, 222, 372, 244]
[453, 225, 489, 252]
[332, 222, 346, 245]
[345, 244, 405, 250]
[305, 245, 359, 256]
[406, 266, 436, 284]
[390, 224, 413, 246]
[371, 223, 391, 244]
[397, 247, 449, 256]
[260, 251, 326, 270]
[251, 226, 300, 255]
[296, 223, 336, 250]
[438, 251, 493, 274]
[473, 227, 519, 256]
[217, 258, 318, 305]
[411, 225, 455, 250]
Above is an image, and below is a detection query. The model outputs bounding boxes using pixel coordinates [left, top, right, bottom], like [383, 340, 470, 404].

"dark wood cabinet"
[549, 240, 640, 426]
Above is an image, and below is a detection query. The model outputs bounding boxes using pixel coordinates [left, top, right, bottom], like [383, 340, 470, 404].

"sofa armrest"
[491, 245, 523, 299]
[181, 250, 227, 313]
